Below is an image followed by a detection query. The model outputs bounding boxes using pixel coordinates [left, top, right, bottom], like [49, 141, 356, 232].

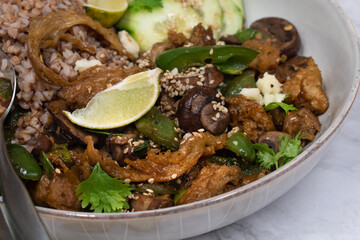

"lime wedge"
[84, 0, 128, 28]
[64, 68, 162, 129]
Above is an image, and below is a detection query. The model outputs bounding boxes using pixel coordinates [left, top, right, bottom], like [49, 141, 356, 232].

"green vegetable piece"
[51, 144, 74, 167]
[174, 189, 187, 205]
[133, 137, 150, 158]
[254, 132, 302, 170]
[132, 183, 177, 195]
[6, 144, 42, 181]
[129, 0, 163, 12]
[208, 155, 240, 167]
[226, 131, 255, 163]
[39, 151, 54, 178]
[155, 45, 259, 75]
[208, 155, 262, 176]
[4, 106, 24, 144]
[234, 28, 266, 43]
[0, 77, 11, 99]
[135, 107, 180, 150]
[223, 70, 256, 97]
[76, 162, 132, 213]
[264, 102, 297, 115]
[84, 129, 125, 137]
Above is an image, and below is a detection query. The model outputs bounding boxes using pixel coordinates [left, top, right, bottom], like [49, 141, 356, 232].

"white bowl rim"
[1, 0, 359, 221]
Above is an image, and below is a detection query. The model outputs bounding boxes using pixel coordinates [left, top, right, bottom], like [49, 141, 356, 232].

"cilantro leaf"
[254, 132, 302, 170]
[129, 0, 163, 12]
[264, 102, 297, 115]
[253, 143, 278, 170]
[278, 132, 302, 167]
[76, 163, 132, 213]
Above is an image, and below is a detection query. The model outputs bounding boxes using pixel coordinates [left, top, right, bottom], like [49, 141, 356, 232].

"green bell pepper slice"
[223, 70, 256, 97]
[135, 107, 180, 150]
[234, 28, 266, 43]
[226, 131, 255, 163]
[0, 77, 11, 100]
[155, 45, 259, 75]
[6, 144, 42, 181]
[39, 151, 54, 178]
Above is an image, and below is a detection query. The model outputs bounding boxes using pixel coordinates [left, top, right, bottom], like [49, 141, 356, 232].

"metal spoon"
[0, 49, 50, 239]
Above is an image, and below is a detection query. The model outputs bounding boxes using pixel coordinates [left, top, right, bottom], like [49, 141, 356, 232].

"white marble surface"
[0, 0, 359, 239]
[190, 1, 360, 239]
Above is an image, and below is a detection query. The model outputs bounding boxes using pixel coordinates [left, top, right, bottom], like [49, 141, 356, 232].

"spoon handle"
[0, 123, 50, 240]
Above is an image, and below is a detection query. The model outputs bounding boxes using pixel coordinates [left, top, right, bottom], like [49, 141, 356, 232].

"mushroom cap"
[177, 86, 218, 132]
[250, 17, 301, 58]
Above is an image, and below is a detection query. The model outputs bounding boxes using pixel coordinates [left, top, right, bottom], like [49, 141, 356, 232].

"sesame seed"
[216, 112, 220, 119]
[146, 189, 154, 193]
[55, 168, 61, 174]
[233, 141, 238, 146]
[123, 148, 129, 154]
[209, 48, 214, 55]
[124, 179, 131, 184]
[198, 128, 205, 132]
[87, 87, 92, 93]
[174, 137, 179, 142]
[209, 80, 214, 85]
[197, 81, 203, 86]
[284, 24, 293, 31]
[171, 174, 178, 179]
[148, 178, 155, 184]
[212, 117, 218, 122]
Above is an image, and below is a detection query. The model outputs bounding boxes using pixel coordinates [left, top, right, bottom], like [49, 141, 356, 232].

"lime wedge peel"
[84, 0, 128, 28]
[64, 68, 163, 129]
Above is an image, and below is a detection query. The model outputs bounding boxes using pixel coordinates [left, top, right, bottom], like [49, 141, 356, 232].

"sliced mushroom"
[257, 131, 291, 153]
[177, 86, 218, 132]
[31, 133, 54, 158]
[200, 103, 230, 135]
[250, 17, 301, 58]
[52, 113, 98, 146]
[130, 193, 174, 211]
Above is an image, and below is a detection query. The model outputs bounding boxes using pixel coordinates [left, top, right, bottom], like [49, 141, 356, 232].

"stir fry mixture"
[0, 0, 328, 212]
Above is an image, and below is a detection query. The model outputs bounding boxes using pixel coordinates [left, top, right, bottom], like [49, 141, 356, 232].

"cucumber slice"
[197, 0, 223, 39]
[219, 0, 245, 36]
[116, 0, 202, 51]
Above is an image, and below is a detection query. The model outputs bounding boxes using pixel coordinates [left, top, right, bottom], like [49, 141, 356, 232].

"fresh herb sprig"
[76, 163, 132, 213]
[264, 102, 297, 115]
[129, 0, 163, 12]
[253, 132, 302, 170]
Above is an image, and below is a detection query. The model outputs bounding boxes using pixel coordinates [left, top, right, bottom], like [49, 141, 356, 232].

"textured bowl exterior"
[1, 0, 359, 239]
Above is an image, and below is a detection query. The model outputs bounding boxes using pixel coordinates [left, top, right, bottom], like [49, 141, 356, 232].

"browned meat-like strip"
[58, 65, 143, 109]
[176, 162, 242, 205]
[226, 95, 276, 142]
[283, 107, 321, 142]
[32, 169, 82, 211]
[185, 23, 216, 46]
[282, 57, 329, 115]
[242, 38, 281, 73]
[125, 132, 227, 182]
[27, 10, 133, 86]
[130, 194, 174, 211]
[82, 137, 152, 182]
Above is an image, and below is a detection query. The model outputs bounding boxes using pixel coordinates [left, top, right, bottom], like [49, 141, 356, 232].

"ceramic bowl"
[1, 0, 359, 239]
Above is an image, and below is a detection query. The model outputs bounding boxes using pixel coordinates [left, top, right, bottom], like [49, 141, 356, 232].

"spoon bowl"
[0, 48, 49, 239]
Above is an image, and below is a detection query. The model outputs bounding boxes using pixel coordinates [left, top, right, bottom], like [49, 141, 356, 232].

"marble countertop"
[1, 0, 359, 239]
[191, 1, 360, 239]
